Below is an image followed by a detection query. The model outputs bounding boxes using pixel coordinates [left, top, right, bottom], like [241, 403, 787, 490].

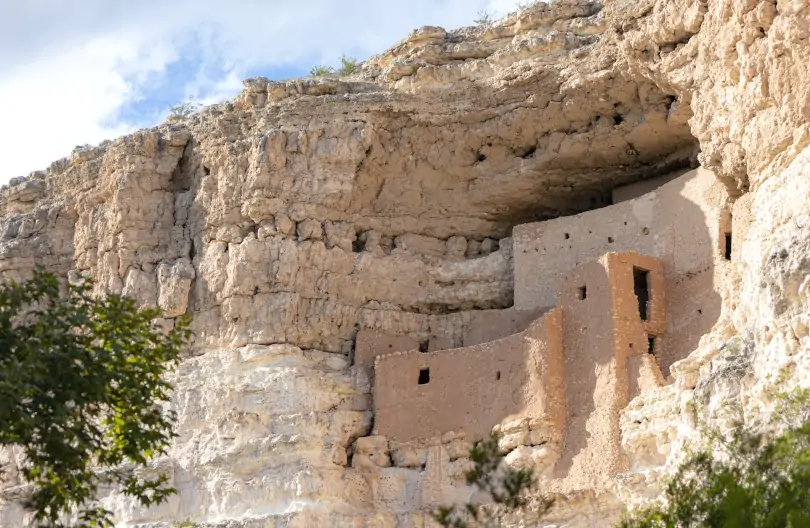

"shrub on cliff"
[619, 390, 810, 527]
[168, 96, 202, 119]
[309, 54, 360, 78]
[0, 268, 191, 527]
[437, 389, 810, 527]
[309, 65, 336, 77]
[434, 433, 552, 527]
[473, 10, 492, 25]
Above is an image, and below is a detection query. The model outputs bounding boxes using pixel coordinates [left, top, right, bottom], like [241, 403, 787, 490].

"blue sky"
[0, 0, 520, 183]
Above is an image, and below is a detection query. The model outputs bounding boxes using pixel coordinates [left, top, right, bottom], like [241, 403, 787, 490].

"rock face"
[1, 0, 810, 526]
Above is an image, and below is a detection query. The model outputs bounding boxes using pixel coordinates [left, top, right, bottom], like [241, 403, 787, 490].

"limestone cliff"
[0, 0, 808, 526]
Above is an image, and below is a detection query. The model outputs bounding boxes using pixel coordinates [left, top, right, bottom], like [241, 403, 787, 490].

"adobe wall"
[462, 306, 548, 347]
[372, 309, 564, 442]
[552, 257, 623, 490]
[353, 306, 547, 371]
[367, 252, 666, 494]
[627, 355, 666, 401]
[550, 252, 666, 493]
[607, 252, 667, 358]
[611, 167, 693, 203]
[354, 332, 420, 385]
[514, 167, 730, 375]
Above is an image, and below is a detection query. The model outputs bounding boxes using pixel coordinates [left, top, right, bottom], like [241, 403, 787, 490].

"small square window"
[418, 368, 430, 385]
[578, 286, 587, 300]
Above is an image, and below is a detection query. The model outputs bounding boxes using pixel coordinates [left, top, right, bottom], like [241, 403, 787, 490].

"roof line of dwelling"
[373, 329, 529, 365]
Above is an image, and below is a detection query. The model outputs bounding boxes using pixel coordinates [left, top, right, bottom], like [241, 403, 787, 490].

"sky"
[0, 0, 520, 184]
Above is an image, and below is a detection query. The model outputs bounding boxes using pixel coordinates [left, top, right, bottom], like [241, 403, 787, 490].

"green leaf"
[0, 267, 190, 526]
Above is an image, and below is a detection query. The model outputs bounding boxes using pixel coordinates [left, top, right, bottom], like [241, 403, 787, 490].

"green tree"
[434, 434, 552, 527]
[0, 268, 191, 527]
[620, 390, 810, 527]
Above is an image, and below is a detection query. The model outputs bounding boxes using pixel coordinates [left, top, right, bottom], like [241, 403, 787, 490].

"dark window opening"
[496, 371, 501, 381]
[633, 267, 650, 321]
[418, 368, 430, 385]
[613, 114, 624, 126]
[724, 233, 732, 260]
[419, 341, 429, 353]
[578, 286, 587, 300]
[647, 336, 657, 355]
[564, 232, 570, 239]
[608, 236, 614, 243]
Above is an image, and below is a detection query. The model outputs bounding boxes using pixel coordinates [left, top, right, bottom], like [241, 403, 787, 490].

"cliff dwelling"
[354, 165, 730, 496]
[3, 0, 805, 523]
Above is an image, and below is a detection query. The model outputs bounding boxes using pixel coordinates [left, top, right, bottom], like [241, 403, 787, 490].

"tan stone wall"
[627, 355, 666, 401]
[549, 252, 666, 494]
[372, 309, 564, 442]
[553, 257, 623, 491]
[608, 253, 667, 359]
[611, 168, 692, 203]
[462, 307, 548, 347]
[369, 252, 668, 486]
[514, 167, 730, 375]
[355, 331, 419, 371]
[354, 306, 546, 369]
[355, 331, 419, 386]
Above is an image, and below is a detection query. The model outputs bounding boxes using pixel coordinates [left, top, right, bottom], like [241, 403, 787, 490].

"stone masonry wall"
[514, 167, 730, 375]
[373, 309, 564, 443]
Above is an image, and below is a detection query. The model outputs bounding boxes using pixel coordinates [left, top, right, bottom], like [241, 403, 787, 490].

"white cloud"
[0, 0, 528, 183]
[0, 36, 171, 181]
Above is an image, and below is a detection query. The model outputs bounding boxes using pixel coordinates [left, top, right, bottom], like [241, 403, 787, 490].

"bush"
[435, 389, 810, 527]
[308, 65, 336, 77]
[308, 54, 360, 78]
[434, 434, 552, 527]
[620, 389, 810, 527]
[474, 10, 493, 25]
[337, 54, 360, 76]
[168, 96, 202, 119]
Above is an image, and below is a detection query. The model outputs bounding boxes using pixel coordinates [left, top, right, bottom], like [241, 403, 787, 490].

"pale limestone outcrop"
[0, 0, 809, 526]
